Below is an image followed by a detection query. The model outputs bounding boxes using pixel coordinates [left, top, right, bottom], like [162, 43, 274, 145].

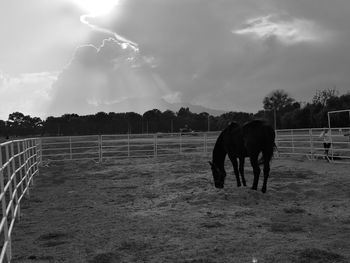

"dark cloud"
[50, 0, 350, 115]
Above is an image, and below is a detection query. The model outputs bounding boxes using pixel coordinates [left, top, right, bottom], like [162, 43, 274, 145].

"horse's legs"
[261, 157, 270, 193]
[228, 154, 241, 187]
[249, 153, 261, 190]
[239, 156, 246, 186]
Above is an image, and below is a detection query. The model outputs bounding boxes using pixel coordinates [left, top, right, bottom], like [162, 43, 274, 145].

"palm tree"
[263, 89, 295, 129]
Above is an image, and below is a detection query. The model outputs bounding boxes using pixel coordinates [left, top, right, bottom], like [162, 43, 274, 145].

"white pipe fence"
[0, 138, 40, 263]
[40, 132, 221, 163]
[39, 129, 350, 164]
[276, 127, 350, 163]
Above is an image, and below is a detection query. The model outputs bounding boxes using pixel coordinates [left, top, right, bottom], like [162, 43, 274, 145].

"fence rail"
[0, 138, 40, 262]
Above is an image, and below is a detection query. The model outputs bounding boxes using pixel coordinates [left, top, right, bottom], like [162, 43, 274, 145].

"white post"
[5, 144, 15, 219]
[179, 132, 182, 153]
[99, 135, 102, 163]
[23, 141, 29, 197]
[29, 140, 34, 185]
[291, 130, 295, 153]
[31, 139, 36, 184]
[10, 142, 19, 219]
[17, 142, 24, 198]
[274, 130, 279, 158]
[35, 139, 39, 177]
[309, 129, 314, 160]
[208, 115, 210, 132]
[28, 140, 33, 186]
[38, 138, 42, 166]
[328, 112, 334, 161]
[154, 134, 157, 157]
[27, 140, 30, 183]
[100, 135, 104, 162]
[127, 134, 130, 157]
[69, 136, 72, 160]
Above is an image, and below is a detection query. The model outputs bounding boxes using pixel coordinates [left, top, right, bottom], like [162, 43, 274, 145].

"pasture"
[11, 155, 350, 263]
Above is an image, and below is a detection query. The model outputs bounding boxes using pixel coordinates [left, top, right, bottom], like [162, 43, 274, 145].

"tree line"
[1, 88, 349, 138]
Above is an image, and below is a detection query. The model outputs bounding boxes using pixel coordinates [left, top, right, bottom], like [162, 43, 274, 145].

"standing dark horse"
[209, 120, 275, 193]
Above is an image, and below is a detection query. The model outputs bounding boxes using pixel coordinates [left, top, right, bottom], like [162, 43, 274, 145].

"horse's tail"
[258, 128, 276, 165]
[273, 142, 278, 155]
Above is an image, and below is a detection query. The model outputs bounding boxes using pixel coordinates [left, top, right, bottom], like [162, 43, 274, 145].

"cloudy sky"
[1, 0, 350, 119]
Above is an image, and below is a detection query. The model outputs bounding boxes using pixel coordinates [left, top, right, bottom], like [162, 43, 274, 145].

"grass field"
[10, 155, 350, 263]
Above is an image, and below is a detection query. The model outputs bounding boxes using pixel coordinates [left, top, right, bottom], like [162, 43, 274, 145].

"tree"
[312, 88, 339, 107]
[263, 89, 295, 112]
[125, 112, 142, 133]
[263, 90, 295, 129]
[7, 112, 42, 136]
[161, 110, 176, 132]
[0, 119, 6, 137]
[177, 107, 193, 118]
[7, 112, 25, 132]
[143, 109, 162, 133]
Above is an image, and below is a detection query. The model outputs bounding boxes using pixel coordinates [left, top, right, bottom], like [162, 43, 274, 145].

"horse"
[209, 119, 275, 193]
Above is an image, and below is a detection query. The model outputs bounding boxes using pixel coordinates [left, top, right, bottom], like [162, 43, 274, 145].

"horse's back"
[242, 120, 275, 150]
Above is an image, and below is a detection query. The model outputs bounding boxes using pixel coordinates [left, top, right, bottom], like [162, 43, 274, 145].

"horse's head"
[208, 161, 226, 188]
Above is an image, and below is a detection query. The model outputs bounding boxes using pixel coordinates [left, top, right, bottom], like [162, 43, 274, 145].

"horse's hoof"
[237, 184, 242, 187]
[261, 188, 266, 193]
[251, 186, 257, 191]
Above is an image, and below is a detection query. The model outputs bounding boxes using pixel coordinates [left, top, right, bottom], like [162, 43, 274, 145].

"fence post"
[154, 134, 157, 157]
[17, 142, 24, 200]
[101, 135, 104, 162]
[0, 145, 12, 263]
[291, 130, 295, 153]
[39, 138, 42, 165]
[127, 134, 130, 158]
[28, 140, 33, 190]
[10, 142, 19, 219]
[34, 139, 39, 178]
[179, 132, 182, 153]
[274, 130, 280, 158]
[5, 144, 15, 219]
[69, 136, 72, 160]
[99, 135, 102, 163]
[309, 129, 314, 160]
[22, 141, 29, 197]
[29, 140, 34, 186]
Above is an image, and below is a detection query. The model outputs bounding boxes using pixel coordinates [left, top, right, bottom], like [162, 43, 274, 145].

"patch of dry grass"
[10, 156, 350, 262]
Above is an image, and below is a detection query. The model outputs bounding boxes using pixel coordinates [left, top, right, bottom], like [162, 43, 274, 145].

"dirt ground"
[11, 155, 350, 263]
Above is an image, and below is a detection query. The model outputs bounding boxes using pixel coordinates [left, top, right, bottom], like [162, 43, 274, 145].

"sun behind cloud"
[71, 0, 121, 16]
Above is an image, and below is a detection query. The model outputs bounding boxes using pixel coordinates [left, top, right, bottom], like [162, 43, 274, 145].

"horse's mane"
[212, 122, 242, 165]
[242, 119, 268, 130]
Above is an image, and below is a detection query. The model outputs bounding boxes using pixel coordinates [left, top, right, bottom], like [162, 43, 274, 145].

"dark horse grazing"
[209, 120, 275, 193]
